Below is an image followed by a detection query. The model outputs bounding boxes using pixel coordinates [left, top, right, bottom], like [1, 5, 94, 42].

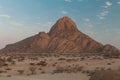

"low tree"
[29, 66, 36, 75]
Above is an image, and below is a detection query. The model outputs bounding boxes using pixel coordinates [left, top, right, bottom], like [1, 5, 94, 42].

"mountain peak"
[49, 16, 78, 36]
[59, 16, 72, 21]
[0, 16, 119, 54]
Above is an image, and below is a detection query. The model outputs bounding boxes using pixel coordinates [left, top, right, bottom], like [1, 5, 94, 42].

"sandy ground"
[0, 73, 89, 80]
[0, 55, 120, 80]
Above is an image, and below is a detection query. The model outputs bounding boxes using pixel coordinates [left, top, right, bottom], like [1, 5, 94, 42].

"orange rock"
[0, 16, 119, 54]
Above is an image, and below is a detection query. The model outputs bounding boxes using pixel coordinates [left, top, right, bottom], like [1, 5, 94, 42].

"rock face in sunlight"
[0, 16, 120, 54]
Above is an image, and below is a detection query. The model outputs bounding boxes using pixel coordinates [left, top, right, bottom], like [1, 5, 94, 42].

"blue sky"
[0, 0, 120, 49]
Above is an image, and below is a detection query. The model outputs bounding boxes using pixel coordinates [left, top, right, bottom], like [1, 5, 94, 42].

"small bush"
[5, 68, 12, 71]
[36, 61, 47, 66]
[17, 70, 24, 75]
[29, 66, 37, 75]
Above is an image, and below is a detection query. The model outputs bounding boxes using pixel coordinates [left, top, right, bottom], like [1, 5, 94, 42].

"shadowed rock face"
[103, 44, 120, 53]
[1, 32, 50, 53]
[48, 16, 104, 53]
[0, 16, 119, 54]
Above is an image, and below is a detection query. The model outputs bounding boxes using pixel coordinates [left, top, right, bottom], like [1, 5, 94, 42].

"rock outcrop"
[0, 16, 119, 54]
[103, 44, 120, 53]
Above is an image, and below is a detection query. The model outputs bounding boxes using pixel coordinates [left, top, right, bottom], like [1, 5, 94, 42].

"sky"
[0, 0, 120, 49]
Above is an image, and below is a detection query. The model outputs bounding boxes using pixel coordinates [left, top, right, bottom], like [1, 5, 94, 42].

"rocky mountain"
[0, 16, 119, 54]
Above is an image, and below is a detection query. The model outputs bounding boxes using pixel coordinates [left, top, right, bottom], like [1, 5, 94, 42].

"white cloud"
[61, 10, 68, 14]
[87, 31, 95, 35]
[105, 1, 112, 8]
[42, 21, 53, 27]
[84, 29, 95, 35]
[97, 11, 109, 20]
[103, 6, 108, 8]
[47, 22, 53, 25]
[106, 1, 112, 6]
[100, 11, 109, 16]
[99, 1, 111, 20]
[84, 22, 94, 28]
[0, 14, 11, 18]
[36, 21, 54, 31]
[64, 0, 72, 2]
[10, 21, 23, 26]
[83, 18, 90, 22]
[117, 2, 120, 5]
[97, 16, 105, 20]
[36, 23, 41, 25]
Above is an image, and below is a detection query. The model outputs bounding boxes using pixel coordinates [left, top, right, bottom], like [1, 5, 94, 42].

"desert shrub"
[29, 66, 37, 75]
[53, 67, 64, 73]
[7, 57, 13, 62]
[41, 71, 45, 74]
[11, 61, 16, 65]
[88, 70, 96, 76]
[53, 66, 84, 73]
[3, 63, 8, 67]
[80, 57, 85, 61]
[66, 58, 78, 62]
[107, 68, 112, 71]
[82, 70, 86, 73]
[76, 66, 84, 71]
[30, 57, 38, 61]
[86, 70, 90, 74]
[58, 58, 66, 61]
[107, 63, 112, 65]
[29, 63, 35, 66]
[17, 70, 24, 75]
[100, 67, 105, 71]
[81, 70, 90, 74]
[0, 70, 5, 73]
[18, 57, 25, 62]
[6, 75, 12, 77]
[52, 62, 57, 67]
[0, 60, 5, 67]
[38, 67, 42, 70]
[86, 63, 88, 65]
[95, 67, 100, 70]
[36, 61, 47, 66]
[5, 68, 12, 70]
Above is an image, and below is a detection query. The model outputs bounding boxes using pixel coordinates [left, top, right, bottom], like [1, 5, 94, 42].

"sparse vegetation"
[36, 61, 47, 66]
[0, 53, 120, 80]
[53, 66, 84, 73]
